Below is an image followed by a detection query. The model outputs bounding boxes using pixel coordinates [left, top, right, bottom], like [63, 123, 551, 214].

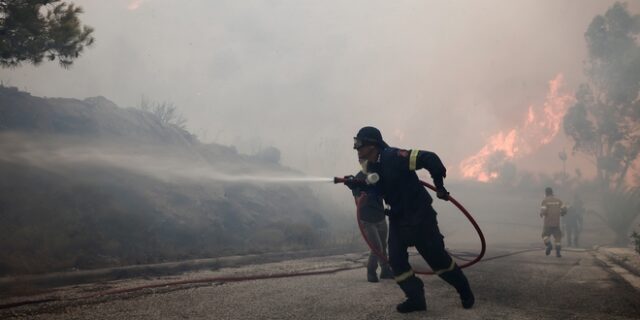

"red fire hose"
[353, 180, 486, 275]
[1, 179, 486, 311]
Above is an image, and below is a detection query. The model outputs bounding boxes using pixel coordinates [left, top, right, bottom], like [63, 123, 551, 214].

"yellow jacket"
[540, 196, 564, 227]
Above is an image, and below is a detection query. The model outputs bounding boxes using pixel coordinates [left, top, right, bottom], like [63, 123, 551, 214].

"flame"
[459, 74, 575, 182]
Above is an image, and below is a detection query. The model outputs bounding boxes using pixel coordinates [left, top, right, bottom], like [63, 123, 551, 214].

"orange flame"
[459, 74, 575, 182]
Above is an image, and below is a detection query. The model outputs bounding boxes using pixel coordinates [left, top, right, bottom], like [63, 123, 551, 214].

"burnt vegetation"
[0, 86, 345, 276]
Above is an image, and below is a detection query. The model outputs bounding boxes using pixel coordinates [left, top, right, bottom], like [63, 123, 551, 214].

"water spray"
[212, 175, 334, 183]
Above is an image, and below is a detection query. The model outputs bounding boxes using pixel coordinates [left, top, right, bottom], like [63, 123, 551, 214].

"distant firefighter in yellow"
[540, 187, 567, 257]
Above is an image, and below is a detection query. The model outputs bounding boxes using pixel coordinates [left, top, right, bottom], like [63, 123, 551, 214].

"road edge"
[592, 246, 640, 291]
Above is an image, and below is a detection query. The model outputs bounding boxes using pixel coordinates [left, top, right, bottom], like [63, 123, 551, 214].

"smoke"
[2, 0, 637, 180]
[2, 2, 638, 269]
[0, 133, 332, 185]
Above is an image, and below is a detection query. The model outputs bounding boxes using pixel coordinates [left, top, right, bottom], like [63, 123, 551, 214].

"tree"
[564, 2, 640, 245]
[600, 188, 640, 245]
[632, 228, 640, 254]
[139, 97, 187, 130]
[558, 149, 568, 179]
[0, 0, 94, 68]
[254, 146, 281, 164]
[563, 2, 640, 191]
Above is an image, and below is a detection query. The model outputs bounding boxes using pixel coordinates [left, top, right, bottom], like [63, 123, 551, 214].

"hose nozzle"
[334, 173, 379, 185]
[333, 176, 348, 184]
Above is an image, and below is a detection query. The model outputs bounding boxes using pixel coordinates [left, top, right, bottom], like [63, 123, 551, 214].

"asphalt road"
[4, 246, 640, 320]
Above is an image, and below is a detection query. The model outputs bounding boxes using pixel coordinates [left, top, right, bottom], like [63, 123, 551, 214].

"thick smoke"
[2, 0, 634, 179]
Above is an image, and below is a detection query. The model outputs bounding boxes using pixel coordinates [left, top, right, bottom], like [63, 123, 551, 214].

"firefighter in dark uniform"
[563, 194, 584, 247]
[345, 126, 474, 313]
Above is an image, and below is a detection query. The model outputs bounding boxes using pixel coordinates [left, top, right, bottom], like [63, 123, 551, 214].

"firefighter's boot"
[556, 245, 562, 258]
[367, 258, 379, 282]
[545, 241, 553, 256]
[380, 265, 394, 279]
[367, 271, 379, 283]
[396, 275, 427, 313]
[439, 265, 475, 309]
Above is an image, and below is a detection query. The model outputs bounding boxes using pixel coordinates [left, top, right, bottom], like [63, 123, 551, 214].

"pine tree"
[0, 0, 94, 68]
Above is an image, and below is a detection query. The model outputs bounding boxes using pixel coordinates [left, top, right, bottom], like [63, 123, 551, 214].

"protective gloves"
[436, 186, 450, 201]
[343, 175, 366, 190]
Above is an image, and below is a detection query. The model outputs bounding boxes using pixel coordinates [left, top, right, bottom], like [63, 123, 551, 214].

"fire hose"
[336, 176, 486, 275]
[2, 179, 486, 311]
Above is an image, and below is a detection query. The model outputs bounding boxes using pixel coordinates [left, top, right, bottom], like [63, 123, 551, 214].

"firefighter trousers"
[388, 206, 472, 302]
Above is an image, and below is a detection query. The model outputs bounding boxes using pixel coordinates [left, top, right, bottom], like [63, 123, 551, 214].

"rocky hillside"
[0, 86, 340, 276]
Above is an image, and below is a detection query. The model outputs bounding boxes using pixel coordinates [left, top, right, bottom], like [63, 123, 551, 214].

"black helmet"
[545, 187, 553, 196]
[354, 126, 389, 149]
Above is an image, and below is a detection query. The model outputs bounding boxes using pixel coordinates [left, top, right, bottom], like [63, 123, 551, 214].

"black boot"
[460, 290, 475, 309]
[396, 298, 427, 313]
[439, 265, 475, 309]
[556, 245, 562, 258]
[380, 265, 394, 279]
[545, 242, 552, 256]
[396, 276, 427, 313]
[367, 257, 379, 282]
[367, 271, 379, 283]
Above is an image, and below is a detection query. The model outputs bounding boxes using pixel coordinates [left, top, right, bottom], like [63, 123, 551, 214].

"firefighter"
[540, 187, 566, 257]
[345, 126, 474, 313]
[350, 170, 394, 282]
[563, 194, 584, 247]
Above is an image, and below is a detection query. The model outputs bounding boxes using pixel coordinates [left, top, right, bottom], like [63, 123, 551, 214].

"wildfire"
[459, 74, 575, 182]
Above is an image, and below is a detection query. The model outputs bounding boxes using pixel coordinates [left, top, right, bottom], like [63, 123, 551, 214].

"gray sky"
[2, 0, 635, 179]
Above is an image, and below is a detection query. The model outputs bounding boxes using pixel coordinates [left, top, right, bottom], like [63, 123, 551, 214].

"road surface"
[3, 246, 640, 319]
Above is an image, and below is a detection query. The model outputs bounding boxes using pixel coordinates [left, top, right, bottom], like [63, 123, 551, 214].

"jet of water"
[206, 174, 333, 183]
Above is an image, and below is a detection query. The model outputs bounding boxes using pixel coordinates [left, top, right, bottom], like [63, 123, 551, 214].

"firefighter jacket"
[541, 196, 564, 227]
[368, 147, 447, 226]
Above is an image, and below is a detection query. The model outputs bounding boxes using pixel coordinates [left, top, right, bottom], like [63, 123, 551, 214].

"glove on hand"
[343, 175, 364, 190]
[436, 186, 450, 201]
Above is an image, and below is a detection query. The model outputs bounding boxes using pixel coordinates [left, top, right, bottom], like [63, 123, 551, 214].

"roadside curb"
[593, 246, 640, 291]
[598, 246, 640, 277]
